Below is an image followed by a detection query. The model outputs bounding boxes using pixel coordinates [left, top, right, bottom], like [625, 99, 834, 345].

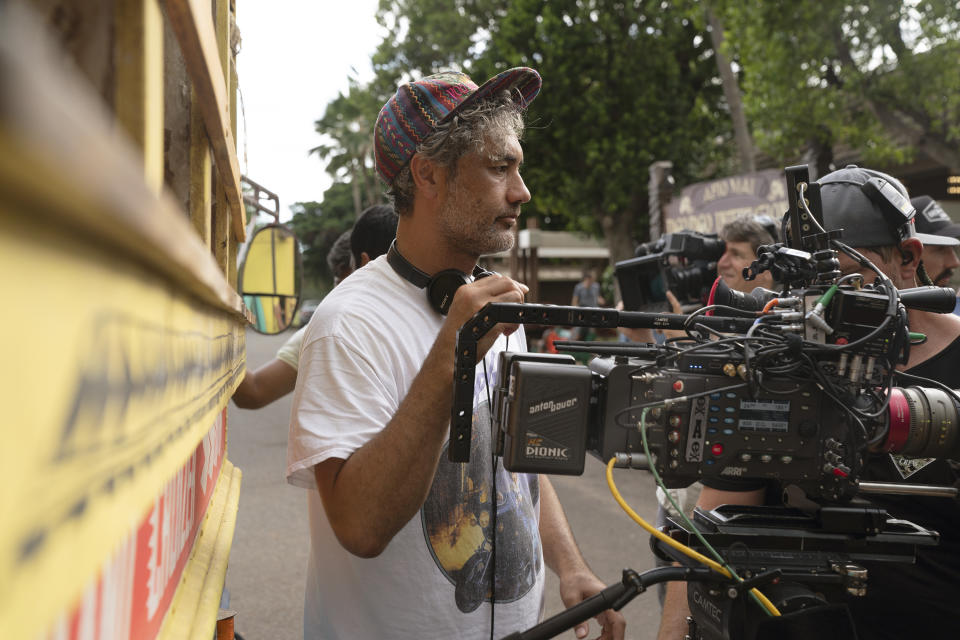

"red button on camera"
[711, 443, 724, 456]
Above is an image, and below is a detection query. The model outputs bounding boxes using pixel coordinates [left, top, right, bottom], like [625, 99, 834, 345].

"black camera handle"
[449, 303, 756, 462]
[499, 566, 721, 640]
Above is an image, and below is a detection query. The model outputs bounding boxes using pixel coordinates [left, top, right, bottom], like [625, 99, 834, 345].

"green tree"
[704, 3, 754, 173]
[373, 0, 507, 80]
[480, 0, 731, 262]
[368, 0, 734, 264]
[719, 0, 960, 176]
[288, 184, 356, 296]
[311, 79, 386, 217]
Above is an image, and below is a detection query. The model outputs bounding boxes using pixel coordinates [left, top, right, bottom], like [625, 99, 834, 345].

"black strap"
[387, 239, 431, 288]
[387, 239, 490, 286]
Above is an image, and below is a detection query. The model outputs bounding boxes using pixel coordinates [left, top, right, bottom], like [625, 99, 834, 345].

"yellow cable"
[605, 458, 781, 616]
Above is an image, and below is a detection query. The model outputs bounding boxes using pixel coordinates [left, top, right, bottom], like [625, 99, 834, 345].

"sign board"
[662, 169, 789, 235]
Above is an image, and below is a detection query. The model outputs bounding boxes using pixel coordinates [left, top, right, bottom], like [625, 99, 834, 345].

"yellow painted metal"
[156, 460, 242, 640]
[0, 9, 245, 318]
[0, 213, 246, 640]
[0, 5, 247, 638]
[115, 0, 165, 195]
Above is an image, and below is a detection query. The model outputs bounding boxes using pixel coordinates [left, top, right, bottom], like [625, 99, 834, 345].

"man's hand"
[559, 571, 626, 640]
[442, 274, 528, 360]
[661, 291, 687, 341]
[665, 290, 683, 314]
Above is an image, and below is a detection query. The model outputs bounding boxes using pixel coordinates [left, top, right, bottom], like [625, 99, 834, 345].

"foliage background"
[290, 0, 960, 293]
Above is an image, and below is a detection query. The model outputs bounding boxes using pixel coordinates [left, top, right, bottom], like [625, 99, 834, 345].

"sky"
[236, 1, 385, 221]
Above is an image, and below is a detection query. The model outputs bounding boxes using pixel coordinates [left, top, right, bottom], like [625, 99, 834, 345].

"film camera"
[615, 230, 725, 312]
[449, 166, 960, 639]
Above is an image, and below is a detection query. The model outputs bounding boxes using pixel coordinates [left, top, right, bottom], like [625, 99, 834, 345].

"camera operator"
[621, 218, 776, 345]
[658, 166, 960, 640]
[714, 217, 776, 295]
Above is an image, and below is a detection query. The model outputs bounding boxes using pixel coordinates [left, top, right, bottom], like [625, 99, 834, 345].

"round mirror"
[238, 223, 302, 334]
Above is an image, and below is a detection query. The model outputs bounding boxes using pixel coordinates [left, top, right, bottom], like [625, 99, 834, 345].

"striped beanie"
[374, 67, 542, 184]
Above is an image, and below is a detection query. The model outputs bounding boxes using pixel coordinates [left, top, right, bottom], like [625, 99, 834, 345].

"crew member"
[911, 195, 960, 287]
[715, 216, 776, 293]
[287, 68, 625, 639]
[658, 166, 960, 639]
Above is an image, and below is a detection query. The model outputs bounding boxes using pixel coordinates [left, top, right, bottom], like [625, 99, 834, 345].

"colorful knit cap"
[374, 67, 542, 184]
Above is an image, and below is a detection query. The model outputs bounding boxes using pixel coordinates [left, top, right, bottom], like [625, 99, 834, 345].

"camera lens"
[885, 387, 960, 459]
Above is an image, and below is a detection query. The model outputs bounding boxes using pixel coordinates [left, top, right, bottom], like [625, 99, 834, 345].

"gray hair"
[720, 217, 775, 253]
[387, 92, 525, 215]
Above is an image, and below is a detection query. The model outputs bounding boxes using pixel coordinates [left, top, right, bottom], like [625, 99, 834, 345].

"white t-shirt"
[276, 326, 305, 369]
[287, 256, 544, 640]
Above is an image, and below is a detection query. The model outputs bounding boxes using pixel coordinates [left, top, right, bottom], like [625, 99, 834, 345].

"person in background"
[572, 269, 605, 340]
[287, 67, 624, 639]
[910, 195, 960, 288]
[231, 205, 398, 409]
[327, 230, 354, 287]
[714, 216, 776, 294]
[571, 269, 605, 308]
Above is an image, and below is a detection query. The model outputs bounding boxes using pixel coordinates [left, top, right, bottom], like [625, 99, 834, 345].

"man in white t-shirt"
[286, 68, 625, 640]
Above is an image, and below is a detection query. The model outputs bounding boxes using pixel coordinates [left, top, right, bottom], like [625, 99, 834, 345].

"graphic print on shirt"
[420, 385, 541, 613]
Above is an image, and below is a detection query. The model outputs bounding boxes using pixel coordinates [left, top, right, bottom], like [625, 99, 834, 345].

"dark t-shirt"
[701, 334, 960, 638]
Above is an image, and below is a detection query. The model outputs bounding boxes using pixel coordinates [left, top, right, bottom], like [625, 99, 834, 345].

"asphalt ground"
[226, 328, 664, 640]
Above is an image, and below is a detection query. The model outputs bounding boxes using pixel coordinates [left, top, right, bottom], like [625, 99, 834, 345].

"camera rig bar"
[449, 303, 756, 462]
[500, 566, 723, 640]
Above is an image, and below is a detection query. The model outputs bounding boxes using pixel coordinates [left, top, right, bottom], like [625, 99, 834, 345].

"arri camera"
[448, 165, 960, 640]
[615, 230, 725, 312]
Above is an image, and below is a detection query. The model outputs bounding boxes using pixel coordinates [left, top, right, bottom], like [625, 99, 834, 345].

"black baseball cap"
[911, 195, 960, 245]
[818, 165, 957, 247]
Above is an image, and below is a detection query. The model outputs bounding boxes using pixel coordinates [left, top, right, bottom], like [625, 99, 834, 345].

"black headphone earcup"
[427, 269, 472, 315]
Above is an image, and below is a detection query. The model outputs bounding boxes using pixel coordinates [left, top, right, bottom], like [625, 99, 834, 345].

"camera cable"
[603, 407, 780, 617]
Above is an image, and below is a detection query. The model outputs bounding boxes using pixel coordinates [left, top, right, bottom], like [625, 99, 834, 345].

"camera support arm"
[450, 303, 757, 462]
[499, 566, 721, 640]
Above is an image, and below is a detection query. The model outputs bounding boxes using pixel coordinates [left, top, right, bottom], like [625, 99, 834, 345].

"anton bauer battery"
[493, 352, 592, 475]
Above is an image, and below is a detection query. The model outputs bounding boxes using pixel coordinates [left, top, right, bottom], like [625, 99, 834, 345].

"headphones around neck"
[387, 240, 493, 315]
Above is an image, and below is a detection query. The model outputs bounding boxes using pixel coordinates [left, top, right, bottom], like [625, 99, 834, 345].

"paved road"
[226, 328, 665, 640]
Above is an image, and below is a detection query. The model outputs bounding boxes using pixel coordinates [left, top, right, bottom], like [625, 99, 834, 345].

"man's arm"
[540, 476, 626, 640]
[312, 275, 526, 558]
[657, 486, 764, 640]
[232, 359, 298, 409]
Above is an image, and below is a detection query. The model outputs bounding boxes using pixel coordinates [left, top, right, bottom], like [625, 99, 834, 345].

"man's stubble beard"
[437, 181, 517, 256]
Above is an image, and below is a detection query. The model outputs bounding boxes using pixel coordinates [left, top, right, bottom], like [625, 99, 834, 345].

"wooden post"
[114, 0, 165, 194]
[189, 87, 213, 245]
[648, 160, 673, 240]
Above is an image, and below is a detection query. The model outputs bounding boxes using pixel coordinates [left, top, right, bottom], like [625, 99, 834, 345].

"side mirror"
[238, 224, 302, 334]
